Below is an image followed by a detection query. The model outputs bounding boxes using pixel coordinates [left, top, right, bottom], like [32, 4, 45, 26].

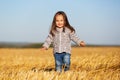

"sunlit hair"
[50, 11, 75, 36]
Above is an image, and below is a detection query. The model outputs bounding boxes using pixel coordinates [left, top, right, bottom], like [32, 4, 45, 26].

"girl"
[42, 11, 85, 72]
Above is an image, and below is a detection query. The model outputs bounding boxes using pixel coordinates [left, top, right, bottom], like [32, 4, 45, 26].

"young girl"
[42, 11, 85, 72]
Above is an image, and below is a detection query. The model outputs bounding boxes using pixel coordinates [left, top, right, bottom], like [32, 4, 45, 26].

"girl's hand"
[41, 46, 48, 50]
[80, 41, 85, 47]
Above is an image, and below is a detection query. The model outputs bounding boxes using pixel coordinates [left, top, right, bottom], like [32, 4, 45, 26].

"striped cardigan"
[43, 27, 82, 54]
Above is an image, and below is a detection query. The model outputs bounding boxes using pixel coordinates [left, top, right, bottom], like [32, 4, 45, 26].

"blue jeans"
[54, 52, 71, 72]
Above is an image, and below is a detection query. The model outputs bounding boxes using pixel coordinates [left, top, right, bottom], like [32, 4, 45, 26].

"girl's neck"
[56, 27, 64, 32]
[56, 26, 64, 28]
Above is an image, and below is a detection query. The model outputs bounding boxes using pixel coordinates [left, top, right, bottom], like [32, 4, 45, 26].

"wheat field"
[0, 47, 120, 80]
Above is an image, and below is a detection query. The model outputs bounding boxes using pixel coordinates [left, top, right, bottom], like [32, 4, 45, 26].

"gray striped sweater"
[43, 27, 82, 54]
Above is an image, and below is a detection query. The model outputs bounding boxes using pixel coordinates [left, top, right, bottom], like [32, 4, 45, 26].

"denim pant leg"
[63, 53, 71, 71]
[54, 53, 63, 72]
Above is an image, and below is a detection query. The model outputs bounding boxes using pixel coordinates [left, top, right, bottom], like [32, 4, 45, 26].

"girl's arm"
[42, 34, 53, 49]
[70, 31, 85, 46]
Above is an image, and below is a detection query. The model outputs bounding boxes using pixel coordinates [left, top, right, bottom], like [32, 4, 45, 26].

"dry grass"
[0, 47, 120, 80]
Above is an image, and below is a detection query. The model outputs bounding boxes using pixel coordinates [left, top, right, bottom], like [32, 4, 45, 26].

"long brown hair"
[50, 11, 75, 36]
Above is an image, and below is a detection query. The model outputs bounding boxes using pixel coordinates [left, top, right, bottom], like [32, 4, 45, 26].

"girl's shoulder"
[65, 27, 71, 33]
[65, 27, 75, 34]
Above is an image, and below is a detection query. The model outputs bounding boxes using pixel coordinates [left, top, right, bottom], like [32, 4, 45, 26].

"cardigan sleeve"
[43, 34, 53, 49]
[69, 31, 82, 46]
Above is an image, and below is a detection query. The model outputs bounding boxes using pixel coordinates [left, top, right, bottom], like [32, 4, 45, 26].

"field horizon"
[0, 41, 120, 48]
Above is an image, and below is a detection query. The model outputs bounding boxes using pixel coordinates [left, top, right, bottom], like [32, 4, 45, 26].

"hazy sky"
[0, 0, 120, 45]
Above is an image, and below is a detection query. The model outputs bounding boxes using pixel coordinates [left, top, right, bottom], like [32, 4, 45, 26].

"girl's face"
[55, 15, 64, 28]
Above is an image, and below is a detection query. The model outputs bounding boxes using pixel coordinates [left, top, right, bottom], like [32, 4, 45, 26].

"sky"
[0, 0, 120, 45]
